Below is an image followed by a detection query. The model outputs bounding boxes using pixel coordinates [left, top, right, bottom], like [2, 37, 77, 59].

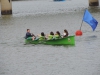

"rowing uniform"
[39, 36, 45, 41]
[48, 35, 54, 40]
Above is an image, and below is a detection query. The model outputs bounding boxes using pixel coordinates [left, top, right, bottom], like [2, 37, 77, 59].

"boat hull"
[25, 36, 75, 45]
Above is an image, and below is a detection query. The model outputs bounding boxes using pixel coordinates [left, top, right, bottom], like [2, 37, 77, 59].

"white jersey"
[63, 33, 66, 36]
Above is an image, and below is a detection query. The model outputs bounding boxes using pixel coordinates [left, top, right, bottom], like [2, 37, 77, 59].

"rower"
[25, 29, 36, 40]
[47, 31, 54, 40]
[38, 32, 46, 41]
[54, 31, 61, 39]
[63, 29, 69, 38]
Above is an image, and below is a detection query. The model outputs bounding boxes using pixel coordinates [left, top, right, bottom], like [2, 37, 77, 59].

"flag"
[83, 9, 98, 31]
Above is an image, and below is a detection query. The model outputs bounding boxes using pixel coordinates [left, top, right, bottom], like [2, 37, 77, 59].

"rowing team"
[25, 29, 69, 40]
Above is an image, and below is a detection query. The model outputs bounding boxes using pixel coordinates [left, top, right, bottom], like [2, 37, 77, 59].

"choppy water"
[0, 0, 100, 75]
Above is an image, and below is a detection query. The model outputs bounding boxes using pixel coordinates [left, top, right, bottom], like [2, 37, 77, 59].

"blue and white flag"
[83, 9, 98, 31]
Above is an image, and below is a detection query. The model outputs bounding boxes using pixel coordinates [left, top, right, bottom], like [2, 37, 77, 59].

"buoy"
[75, 30, 82, 36]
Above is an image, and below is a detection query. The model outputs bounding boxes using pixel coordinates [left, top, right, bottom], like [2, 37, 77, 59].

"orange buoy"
[75, 30, 82, 36]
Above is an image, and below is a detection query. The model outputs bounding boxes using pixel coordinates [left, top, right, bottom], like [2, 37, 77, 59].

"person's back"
[47, 32, 54, 40]
[54, 34, 59, 39]
[39, 36, 45, 41]
[39, 32, 46, 41]
[54, 31, 61, 39]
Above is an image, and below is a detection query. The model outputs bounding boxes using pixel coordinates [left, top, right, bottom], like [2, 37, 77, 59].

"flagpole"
[79, 9, 87, 31]
[80, 20, 83, 30]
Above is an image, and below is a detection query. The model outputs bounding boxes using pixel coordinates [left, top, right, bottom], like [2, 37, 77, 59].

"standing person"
[25, 29, 36, 40]
[63, 29, 69, 38]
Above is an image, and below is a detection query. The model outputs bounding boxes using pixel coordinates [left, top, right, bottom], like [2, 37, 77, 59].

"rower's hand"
[37, 35, 40, 37]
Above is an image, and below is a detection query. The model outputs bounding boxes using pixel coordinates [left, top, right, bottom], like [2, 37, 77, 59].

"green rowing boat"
[25, 35, 75, 45]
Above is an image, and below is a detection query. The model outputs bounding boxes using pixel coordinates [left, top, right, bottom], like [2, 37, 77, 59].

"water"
[0, 0, 100, 75]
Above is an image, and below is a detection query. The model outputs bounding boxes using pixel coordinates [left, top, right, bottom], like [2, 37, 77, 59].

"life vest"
[48, 35, 53, 40]
[39, 36, 45, 41]
[54, 35, 60, 39]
